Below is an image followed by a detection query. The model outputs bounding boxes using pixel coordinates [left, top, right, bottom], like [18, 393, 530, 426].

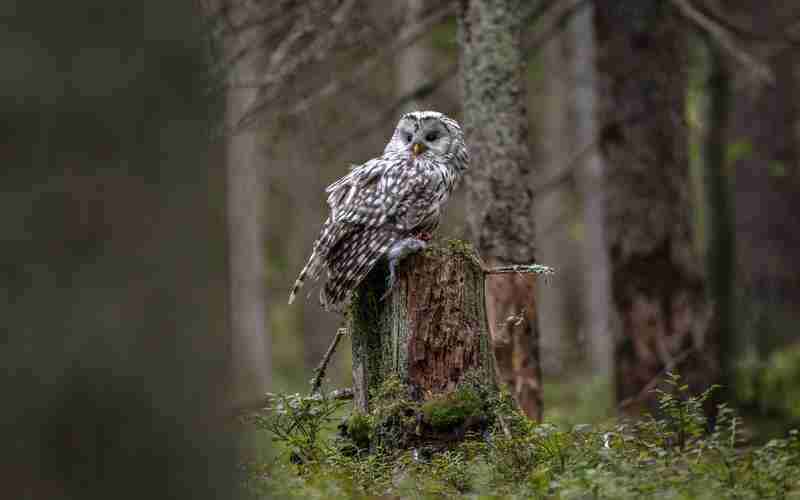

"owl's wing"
[325, 158, 385, 222]
[321, 165, 443, 306]
[327, 156, 406, 228]
[317, 158, 411, 306]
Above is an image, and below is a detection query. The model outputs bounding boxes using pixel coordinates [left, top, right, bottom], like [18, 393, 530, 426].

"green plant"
[653, 372, 717, 451]
[249, 392, 347, 467]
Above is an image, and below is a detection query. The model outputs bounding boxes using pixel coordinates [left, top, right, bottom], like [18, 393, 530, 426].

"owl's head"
[384, 110, 467, 170]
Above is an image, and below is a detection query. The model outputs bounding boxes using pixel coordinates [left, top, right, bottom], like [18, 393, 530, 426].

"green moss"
[418, 239, 482, 270]
[423, 238, 476, 258]
[348, 262, 391, 397]
[422, 386, 485, 432]
[347, 413, 372, 450]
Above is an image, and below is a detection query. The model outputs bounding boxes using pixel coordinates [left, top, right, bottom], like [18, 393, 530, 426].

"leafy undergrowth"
[241, 374, 800, 499]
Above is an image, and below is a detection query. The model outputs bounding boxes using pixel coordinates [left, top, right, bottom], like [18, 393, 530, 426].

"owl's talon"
[381, 237, 427, 301]
[381, 262, 398, 301]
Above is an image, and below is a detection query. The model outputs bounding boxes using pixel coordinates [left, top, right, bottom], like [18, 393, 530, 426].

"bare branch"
[693, 0, 800, 47]
[288, 2, 459, 116]
[671, 0, 774, 84]
[484, 264, 556, 276]
[523, 0, 590, 53]
[225, 1, 455, 132]
[322, 0, 590, 151]
[310, 327, 347, 394]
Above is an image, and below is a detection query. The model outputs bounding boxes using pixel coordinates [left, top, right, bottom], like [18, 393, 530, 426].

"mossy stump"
[346, 240, 496, 448]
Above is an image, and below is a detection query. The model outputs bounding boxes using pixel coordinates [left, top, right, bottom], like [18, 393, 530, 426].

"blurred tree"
[534, 1, 612, 380]
[208, 0, 271, 408]
[595, 1, 718, 413]
[396, 0, 434, 112]
[205, 0, 365, 392]
[703, 39, 734, 394]
[460, 0, 542, 419]
[720, 1, 800, 363]
[1, 0, 238, 496]
[568, 3, 612, 380]
[534, 19, 578, 376]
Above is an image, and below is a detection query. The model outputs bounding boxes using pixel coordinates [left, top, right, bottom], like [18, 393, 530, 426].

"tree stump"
[345, 240, 497, 448]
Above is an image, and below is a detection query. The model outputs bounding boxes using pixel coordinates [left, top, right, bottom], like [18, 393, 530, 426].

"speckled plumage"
[288, 110, 469, 309]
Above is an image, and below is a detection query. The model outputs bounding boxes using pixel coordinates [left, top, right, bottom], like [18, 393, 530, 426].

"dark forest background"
[3, 0, 800, 498]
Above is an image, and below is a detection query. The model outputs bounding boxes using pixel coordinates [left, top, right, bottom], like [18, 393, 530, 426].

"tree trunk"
[595, 1, 717, 414]
[347, 242, 496, 446]
[218, 1, 271, 408]
[459, 0, 542, 420]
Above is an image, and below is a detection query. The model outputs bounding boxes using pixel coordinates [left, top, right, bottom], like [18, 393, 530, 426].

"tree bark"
[459, 0, 542, 420]
[349, 242, 494, 414]
[595, 1, 717, 414]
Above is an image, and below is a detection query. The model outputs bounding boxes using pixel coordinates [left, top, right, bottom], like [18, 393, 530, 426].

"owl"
[288, 110, 469, 309]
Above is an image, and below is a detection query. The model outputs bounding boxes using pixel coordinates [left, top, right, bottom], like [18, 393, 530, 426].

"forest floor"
[240, 373, 800, 499]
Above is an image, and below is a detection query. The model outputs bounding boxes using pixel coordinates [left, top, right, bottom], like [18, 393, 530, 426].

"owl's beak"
[412, 142, 425, 157]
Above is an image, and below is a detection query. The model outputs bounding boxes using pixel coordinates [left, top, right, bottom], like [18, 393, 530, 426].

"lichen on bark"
[459, 0, 542, 421]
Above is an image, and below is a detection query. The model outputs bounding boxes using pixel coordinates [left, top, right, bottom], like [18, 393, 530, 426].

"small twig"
[310, 327, 348, 394]
[496, 413, 512, 439]
[483, 264, 556, 277]
[230, 386, 354, 418]
[328, 387, 354, 401]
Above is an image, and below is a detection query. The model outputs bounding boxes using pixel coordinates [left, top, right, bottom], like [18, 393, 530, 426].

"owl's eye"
[425, 132, 439, 142]
[403, 133, 413, 143]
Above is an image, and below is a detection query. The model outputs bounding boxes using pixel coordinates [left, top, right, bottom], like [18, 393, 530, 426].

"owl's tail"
[288, 246, 323, 304]
[289, 250, 315, 305]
